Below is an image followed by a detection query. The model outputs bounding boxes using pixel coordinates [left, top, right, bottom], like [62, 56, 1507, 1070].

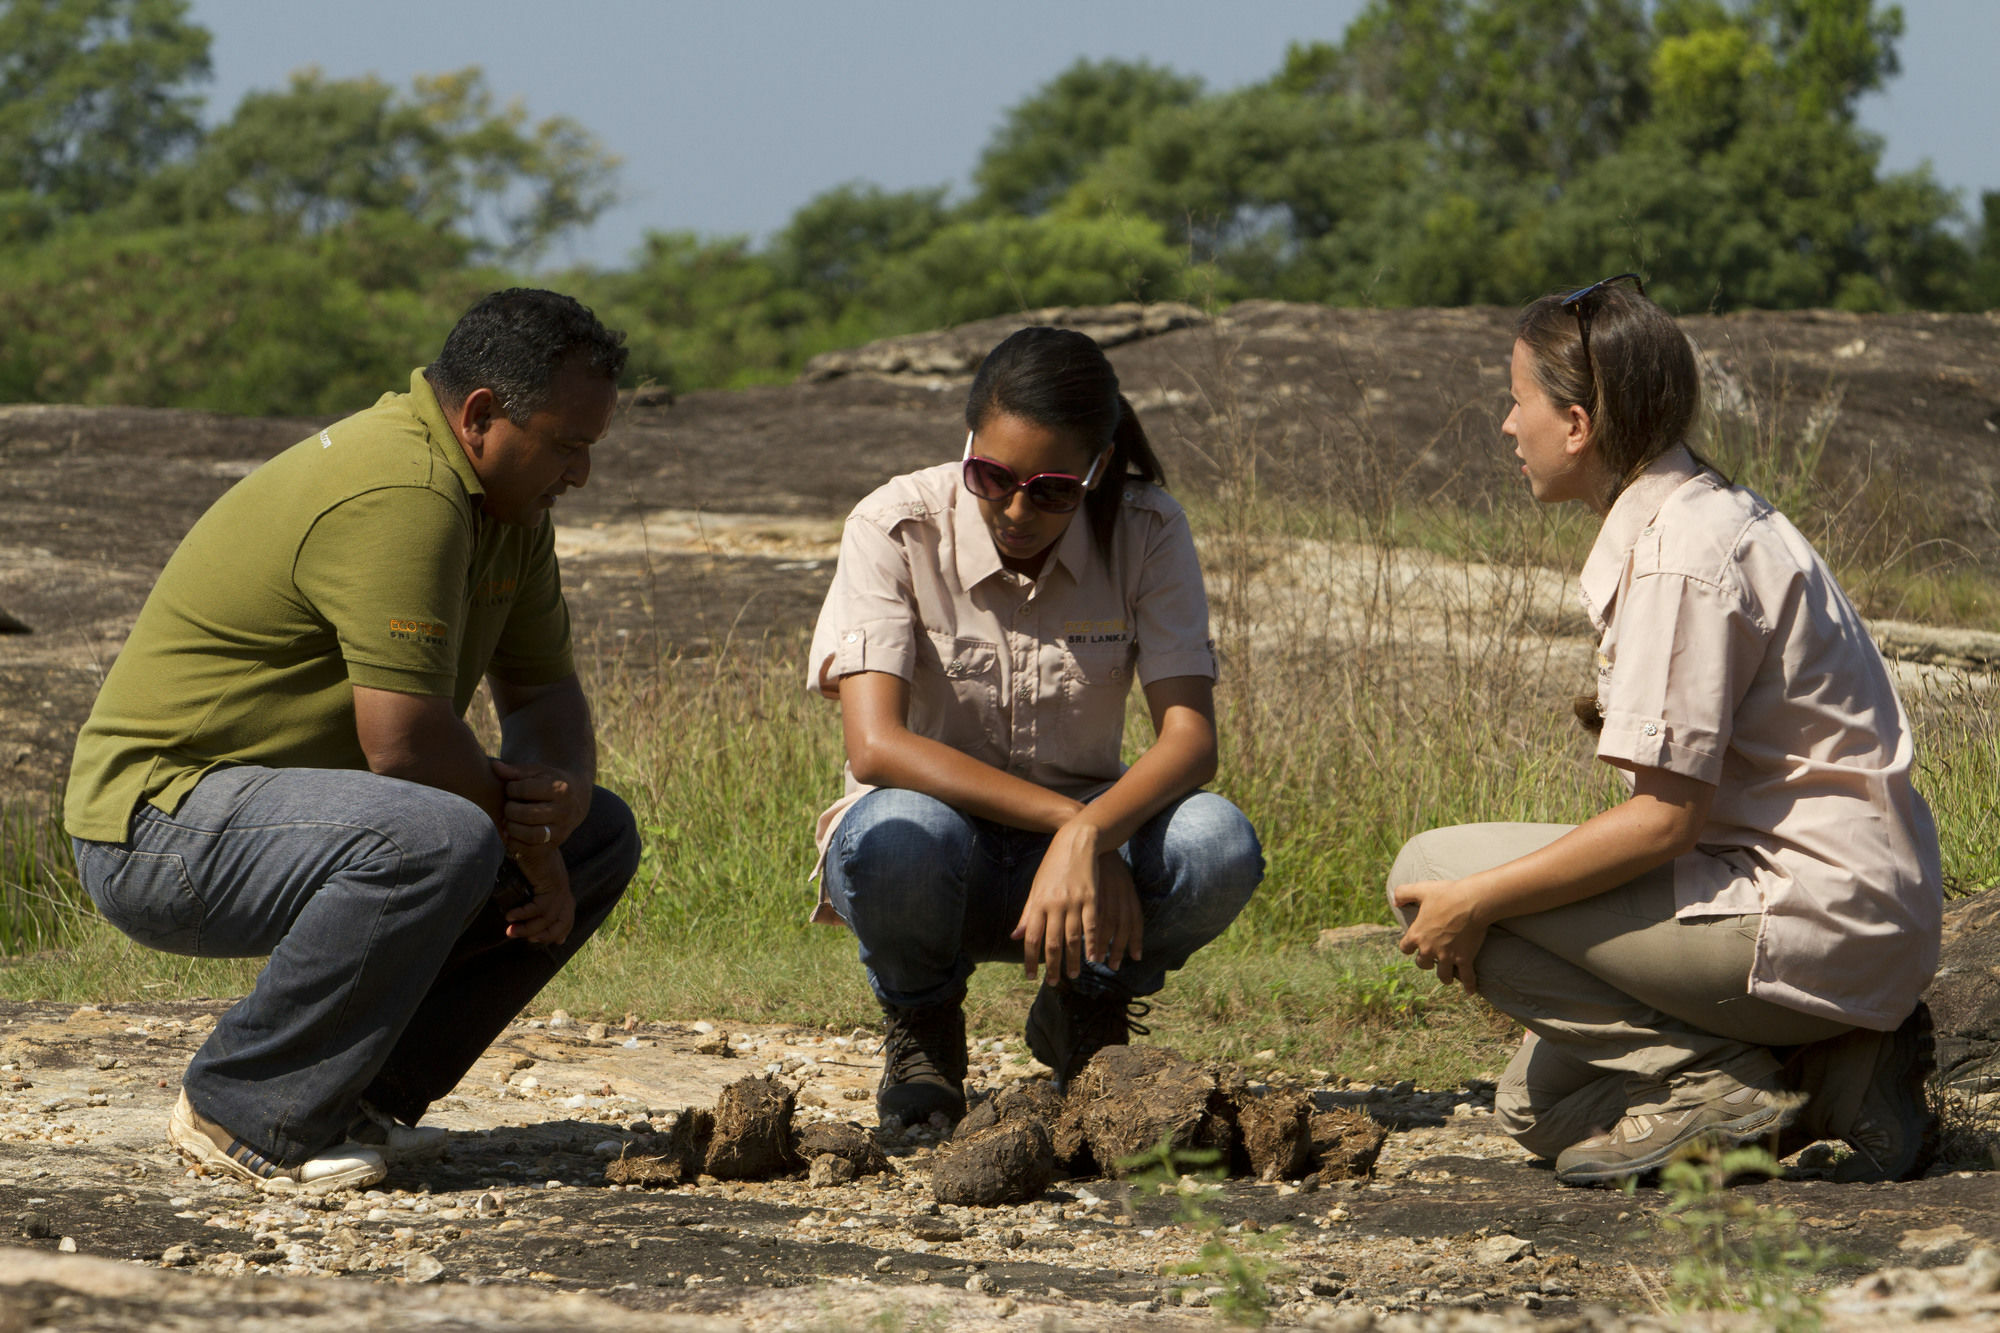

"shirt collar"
[1578, 443, 1702, 630]
[950, 473, 1098, 592]
[406, 367, 486, 501]
[953, 479, 1005, 589]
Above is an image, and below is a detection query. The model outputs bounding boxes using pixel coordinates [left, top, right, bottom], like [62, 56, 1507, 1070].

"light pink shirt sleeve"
[1132, 508, 1217, 685]
[1594, 530, 1770, 785]
[806, 511, 921, 696]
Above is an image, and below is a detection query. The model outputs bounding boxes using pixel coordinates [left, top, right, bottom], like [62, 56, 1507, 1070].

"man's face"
[463, 356, 618, 526]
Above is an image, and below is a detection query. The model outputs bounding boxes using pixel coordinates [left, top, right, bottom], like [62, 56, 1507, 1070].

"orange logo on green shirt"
[388, 618, 448, 643]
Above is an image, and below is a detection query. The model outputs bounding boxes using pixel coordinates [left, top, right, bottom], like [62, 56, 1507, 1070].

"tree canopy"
[1, 0, 1993, 413]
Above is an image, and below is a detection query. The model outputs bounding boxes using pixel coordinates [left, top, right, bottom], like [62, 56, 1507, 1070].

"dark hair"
[963, 326, 1166, 552]
[1517, 284, 1701, 505]
[427, 288, 628, 424]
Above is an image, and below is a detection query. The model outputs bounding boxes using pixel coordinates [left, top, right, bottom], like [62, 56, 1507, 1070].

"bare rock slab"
[703, 1077, 798, 1180]
[1929, 886, 2000, 1092]
[932, 1119, 1054, 1206]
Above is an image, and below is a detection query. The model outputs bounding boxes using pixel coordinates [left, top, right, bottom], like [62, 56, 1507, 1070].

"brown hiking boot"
[1834, 1002, 1939, 1182]
[1024, 982, 1151, 1093]
[877, 990, 968, 1126]
[1554, 1081, 1799, 1187]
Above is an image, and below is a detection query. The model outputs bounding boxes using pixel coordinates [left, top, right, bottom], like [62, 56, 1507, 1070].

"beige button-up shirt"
[804, 463, 1217, 920]
[1582, 446, 1942, 1030]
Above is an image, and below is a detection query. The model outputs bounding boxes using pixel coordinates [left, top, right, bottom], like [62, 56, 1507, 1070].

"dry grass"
[1, 334, 1996, 1096]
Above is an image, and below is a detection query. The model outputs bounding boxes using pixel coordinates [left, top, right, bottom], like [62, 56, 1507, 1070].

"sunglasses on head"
[960, 431, 1108, 514]
[1559, 272, 1645, 391]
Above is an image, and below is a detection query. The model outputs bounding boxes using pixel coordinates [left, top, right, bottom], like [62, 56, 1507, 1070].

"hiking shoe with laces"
[1834, 1002, 1939, 1183]
[1554, 1082, 1799, 1187]
[877, 990, 968, 1126]
[1024, 982, 1150, 1093]
[345, 1098, 448, 1165]
[169, 1090, 385, 1191]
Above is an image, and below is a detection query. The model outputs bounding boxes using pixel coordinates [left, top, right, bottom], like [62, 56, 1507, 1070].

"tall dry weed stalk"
[1158, 318, 1607, 934]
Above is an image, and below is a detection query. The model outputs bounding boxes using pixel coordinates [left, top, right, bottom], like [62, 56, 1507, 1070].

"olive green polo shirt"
[64, 370, 575, 843]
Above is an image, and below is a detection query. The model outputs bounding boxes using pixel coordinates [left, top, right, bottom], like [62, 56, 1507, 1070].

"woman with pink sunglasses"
[806, 325, 1262, 1127]
[1388, 276, 1942, 1188]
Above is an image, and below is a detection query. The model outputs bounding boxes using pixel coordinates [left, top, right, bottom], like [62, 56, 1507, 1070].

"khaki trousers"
[1386, 823, 1857, 1159]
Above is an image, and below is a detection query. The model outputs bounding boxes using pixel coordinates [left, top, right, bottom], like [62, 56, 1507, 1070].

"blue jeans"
[821, 787, 1262, 1009]
[74, 766, 638, 1166]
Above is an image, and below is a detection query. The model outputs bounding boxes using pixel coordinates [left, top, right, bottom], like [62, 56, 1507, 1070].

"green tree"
[772, 182, 951, 312]
[973, 58, 1204, 216]
[0, 0, 210, 237]
[0, 212, 484, 414]
[142, 66, 619, 261]
[1969, 192, 2000, 311]
[872, 213, 1189, 329]
[1303, 0, 1655, 181]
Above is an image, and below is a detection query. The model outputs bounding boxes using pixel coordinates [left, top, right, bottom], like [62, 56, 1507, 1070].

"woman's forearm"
[851, 725, 1084, 831]
[1067, 710, 1215, 850]
[840, 671, 1081, 830]
[1460, 767, 1715, 927]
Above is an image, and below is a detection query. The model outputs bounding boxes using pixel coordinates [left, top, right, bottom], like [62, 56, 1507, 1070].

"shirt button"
[843, 632, 858, 643]
[1644, 722, 1659, 736]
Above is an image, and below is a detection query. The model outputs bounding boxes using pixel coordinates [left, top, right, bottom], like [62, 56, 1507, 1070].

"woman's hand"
[1012, 823, 1144, 981]
[1391, 878, 1487, 992]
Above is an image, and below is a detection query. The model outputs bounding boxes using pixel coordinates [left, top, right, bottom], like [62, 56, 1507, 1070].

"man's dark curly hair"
[426, 288, 628, 423]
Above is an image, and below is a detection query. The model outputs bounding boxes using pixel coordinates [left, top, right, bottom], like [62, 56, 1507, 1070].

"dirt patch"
[0, 999, 1997, 1329]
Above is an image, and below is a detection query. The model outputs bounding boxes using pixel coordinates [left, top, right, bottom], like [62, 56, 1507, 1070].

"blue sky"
[185, 0, 1997, 271]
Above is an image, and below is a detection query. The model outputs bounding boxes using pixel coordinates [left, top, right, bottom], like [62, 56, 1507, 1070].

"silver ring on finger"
[542, 824, 553, 844]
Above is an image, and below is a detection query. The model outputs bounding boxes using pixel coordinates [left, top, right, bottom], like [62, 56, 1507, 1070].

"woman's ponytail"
[1087, 393, 1168, 552]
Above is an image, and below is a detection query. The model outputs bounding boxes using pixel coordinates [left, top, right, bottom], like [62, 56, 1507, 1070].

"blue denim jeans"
[821, 787, 1262, 1009]
[74, 766, 638, 1167]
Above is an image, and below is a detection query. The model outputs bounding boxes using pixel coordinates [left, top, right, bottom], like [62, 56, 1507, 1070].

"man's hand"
[1391, 878, 1487, 992]
[505, 843, 575, 945]
[492, 759, 589, 856]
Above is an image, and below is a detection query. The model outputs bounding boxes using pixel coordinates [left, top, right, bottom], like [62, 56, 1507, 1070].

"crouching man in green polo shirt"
[64, 289, 641, 1190]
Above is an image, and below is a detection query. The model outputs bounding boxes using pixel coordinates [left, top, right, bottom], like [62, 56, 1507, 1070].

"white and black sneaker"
[169, 1090, 385, 1191]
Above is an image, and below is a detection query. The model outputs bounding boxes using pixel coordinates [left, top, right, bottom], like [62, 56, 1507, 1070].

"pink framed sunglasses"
[960, 431, 1109, 514]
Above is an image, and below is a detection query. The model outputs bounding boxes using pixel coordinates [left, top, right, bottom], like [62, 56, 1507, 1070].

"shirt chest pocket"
[914, 632, 1001, 749]
[1058, 641, 1136, 764]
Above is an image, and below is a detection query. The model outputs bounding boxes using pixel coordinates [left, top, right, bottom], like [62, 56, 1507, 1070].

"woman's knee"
[1384, 830, 1450, 922]
[1156, 792, 1263, 902]
[830, 789, 974, 906]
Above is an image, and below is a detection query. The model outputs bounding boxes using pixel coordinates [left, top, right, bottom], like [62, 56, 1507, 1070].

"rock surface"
[5, 303, 1996, 807]
[1929, 889, 2000, 1094]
